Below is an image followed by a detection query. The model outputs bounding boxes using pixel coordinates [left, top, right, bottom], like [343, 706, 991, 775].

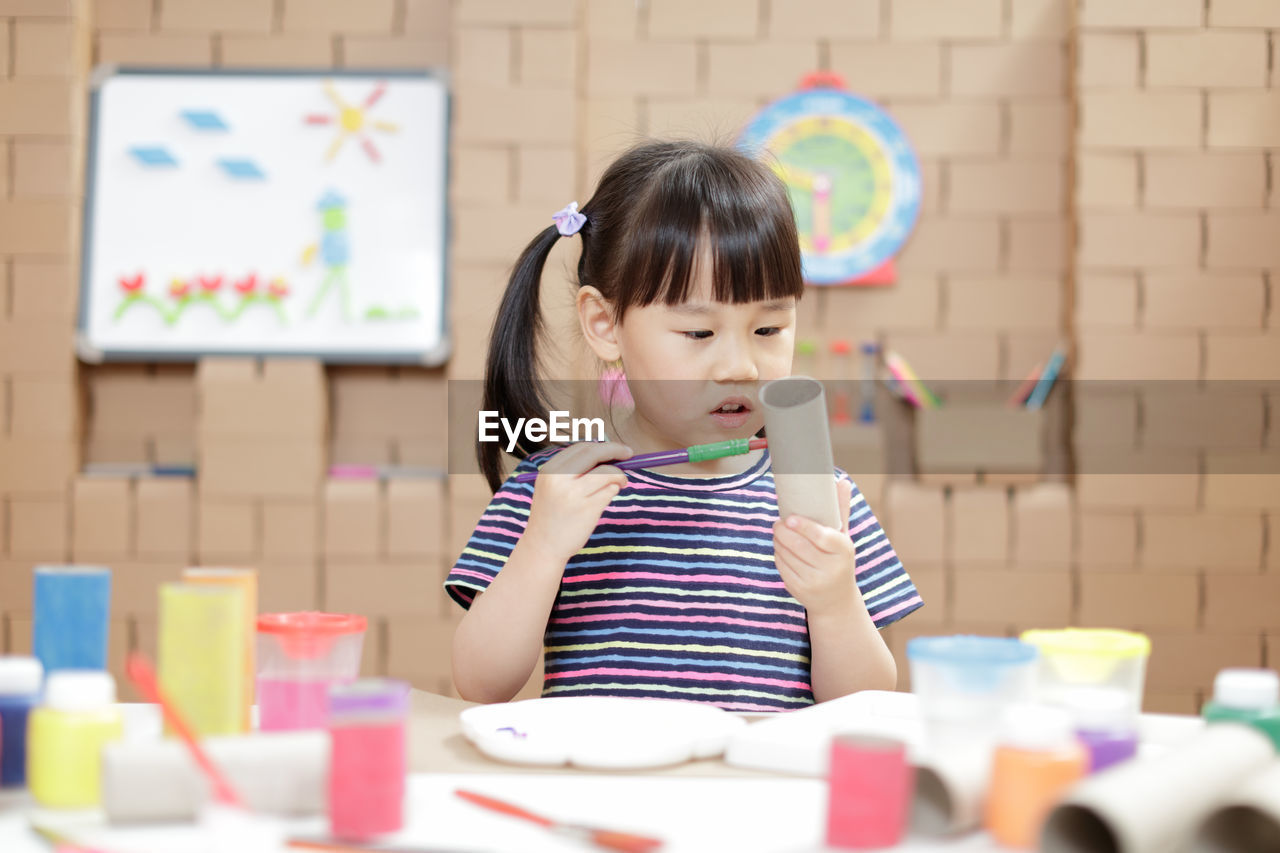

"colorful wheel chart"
[737, 73, 921, 286]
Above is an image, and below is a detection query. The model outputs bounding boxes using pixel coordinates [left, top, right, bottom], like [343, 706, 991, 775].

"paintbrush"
[514, 437, 766, 483]
[124, 652, 245, 808]
[455, 789, 663, 853]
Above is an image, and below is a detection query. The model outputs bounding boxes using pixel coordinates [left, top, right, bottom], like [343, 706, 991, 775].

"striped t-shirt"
[444, 447, 923, 712]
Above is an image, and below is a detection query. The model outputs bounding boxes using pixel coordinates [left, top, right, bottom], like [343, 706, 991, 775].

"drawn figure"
[303, 190, 352, 320]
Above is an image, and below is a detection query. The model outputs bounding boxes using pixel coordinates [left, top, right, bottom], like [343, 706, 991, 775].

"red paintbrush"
[124, 651, 244, 808]
[455, 789, 663, 853]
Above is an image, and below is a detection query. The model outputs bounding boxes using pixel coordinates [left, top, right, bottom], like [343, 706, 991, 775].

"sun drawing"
[304, 80, 399, 163]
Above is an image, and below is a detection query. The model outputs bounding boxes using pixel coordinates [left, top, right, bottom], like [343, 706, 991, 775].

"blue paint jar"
[0, 656, 44, 786]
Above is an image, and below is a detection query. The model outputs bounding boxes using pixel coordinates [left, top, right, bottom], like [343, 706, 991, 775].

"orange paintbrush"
[124, 651, 245, 809]
[455, 789, 663, 853]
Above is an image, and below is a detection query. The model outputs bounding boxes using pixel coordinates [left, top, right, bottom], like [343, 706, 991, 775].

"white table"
[0, 691, 1205, 852]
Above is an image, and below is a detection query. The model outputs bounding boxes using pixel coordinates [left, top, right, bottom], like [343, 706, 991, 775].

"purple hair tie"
[552, 201, 586, 237]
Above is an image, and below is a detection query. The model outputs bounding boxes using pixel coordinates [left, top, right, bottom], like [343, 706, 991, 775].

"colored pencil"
[1008, 360, 1044, 408]
[1025, 346, 1067, 411]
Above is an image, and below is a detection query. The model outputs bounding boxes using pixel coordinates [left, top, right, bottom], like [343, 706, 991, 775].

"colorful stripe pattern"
[445, 449, 922, 712]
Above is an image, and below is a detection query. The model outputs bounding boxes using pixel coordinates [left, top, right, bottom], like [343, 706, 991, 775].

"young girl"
[446, 140, 923, 711]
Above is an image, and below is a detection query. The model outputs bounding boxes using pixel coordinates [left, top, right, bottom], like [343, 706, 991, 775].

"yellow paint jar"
[27, 670, 124, 808]
[182, 568, 257, 731]
[159, 582, 246, 736]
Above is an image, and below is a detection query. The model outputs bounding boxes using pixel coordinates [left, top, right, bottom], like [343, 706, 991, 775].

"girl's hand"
[772, 478, 862, 618]
[523, 442, 632, 563]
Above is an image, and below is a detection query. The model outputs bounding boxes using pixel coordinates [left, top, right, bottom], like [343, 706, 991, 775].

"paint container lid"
[1213, 668, 1279, 710]
[258, 612, 367, 660]
[1020, 628, 1150, 660]
[329, 678, 409, 719]
[258, 612, 366, 636]
[44, 670, 115, 712]
[998, 703, 1076, 752]
[908, 635, 1038, 667]
[0, 655, 43, 695]
[1060, 686, 1136, 733]
[35, 564, 110, 577]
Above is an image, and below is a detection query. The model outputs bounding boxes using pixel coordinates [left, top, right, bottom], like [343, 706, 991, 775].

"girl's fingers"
[774, 527, 818, 572]
[543, 442, 633, 475]
[837, 478, 853, 535]
[783, 514, 848, 556]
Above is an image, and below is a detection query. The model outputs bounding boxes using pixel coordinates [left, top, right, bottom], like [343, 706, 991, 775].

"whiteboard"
[79, 69, 450, 363]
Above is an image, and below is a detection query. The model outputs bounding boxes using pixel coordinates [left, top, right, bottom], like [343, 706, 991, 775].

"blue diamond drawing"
[129, 147, 178, 167]
[181, 110, 229, 131]
[218, 158, 265, 180]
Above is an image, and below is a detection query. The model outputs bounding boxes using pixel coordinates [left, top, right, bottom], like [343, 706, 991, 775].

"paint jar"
[328, 679, 409, 841]
[907, 636, 1038, 762]
[984, 703, 1087, 849]
[1020, 628, 1150, 724]
[159, 583, 247, 736]
[257, 612, 367, 731]
[1062, 685, 1139, 774]
[33, 565, 111, 673]
[1203, 668, 1280, 751]
[826, 734, 913, 849]
[27, 670, 124, 808]
[182, 568, 257, 731]
[0, 656, 43, 787]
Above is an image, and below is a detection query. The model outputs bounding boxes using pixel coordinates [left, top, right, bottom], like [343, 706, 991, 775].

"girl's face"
[579, 247, 798, 453]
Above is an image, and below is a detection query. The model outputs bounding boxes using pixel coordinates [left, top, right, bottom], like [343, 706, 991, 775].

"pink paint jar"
[826, 734, 914, 849]
[256, 612, 367, 731]
[328, 679, 409, 841]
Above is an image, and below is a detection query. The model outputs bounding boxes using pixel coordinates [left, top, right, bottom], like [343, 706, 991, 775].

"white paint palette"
[461, 696, 748, 770]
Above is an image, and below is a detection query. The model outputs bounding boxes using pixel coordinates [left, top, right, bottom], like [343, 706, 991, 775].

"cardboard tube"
[1041, 724, 1275, 853]
[1192, 762, 1280, 853]
[910, 751, 992, 836]
[760, 376, 841, 530]
[101, 731, 328, 823]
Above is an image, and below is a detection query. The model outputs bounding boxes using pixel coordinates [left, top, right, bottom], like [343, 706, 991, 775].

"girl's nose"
[712, 336, 760, 383]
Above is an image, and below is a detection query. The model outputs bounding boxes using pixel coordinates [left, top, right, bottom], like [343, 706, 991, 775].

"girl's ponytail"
[477, 224, 561, 491]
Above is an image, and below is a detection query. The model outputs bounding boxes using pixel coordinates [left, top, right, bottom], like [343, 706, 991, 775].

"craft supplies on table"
[1020, 628, 1150, 721]
[460, 696, 747, 770]
[257, 612, 367, 731]
[1201, 667, 1280, 750]
[0, 656, 42, 787]
[32, 566, 111, 673]
[182, 568, 259, 731]
[159, 582, 248, 736]
[26, 670, 124, 808]
[826, 734, 913, 849]
[982, 705, 1085, 849]
[328, 679, 410, 841]
[101, 730, 329, 823]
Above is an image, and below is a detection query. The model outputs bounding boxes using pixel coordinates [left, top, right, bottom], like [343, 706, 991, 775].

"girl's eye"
[756, 327, 782, 337]
[683, 330, 713, 340]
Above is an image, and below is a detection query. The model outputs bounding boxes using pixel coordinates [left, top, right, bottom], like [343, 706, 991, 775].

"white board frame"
[78, 67, 451, 364]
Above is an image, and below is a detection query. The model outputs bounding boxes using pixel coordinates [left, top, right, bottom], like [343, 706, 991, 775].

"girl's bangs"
[614, 152, 804, 311]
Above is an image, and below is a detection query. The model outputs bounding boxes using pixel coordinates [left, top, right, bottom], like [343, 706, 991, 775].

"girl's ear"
[577, 286, 622, 363]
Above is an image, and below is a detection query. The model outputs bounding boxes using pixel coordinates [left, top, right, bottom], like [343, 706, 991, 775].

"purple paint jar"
[1064, 686, 1139, 774]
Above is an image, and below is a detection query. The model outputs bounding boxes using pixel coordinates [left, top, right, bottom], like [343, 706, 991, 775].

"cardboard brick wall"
[1, 0, 1277, 708]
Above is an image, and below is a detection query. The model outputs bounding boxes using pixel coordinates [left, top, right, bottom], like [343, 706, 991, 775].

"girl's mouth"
[710, 397, 752, 428]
